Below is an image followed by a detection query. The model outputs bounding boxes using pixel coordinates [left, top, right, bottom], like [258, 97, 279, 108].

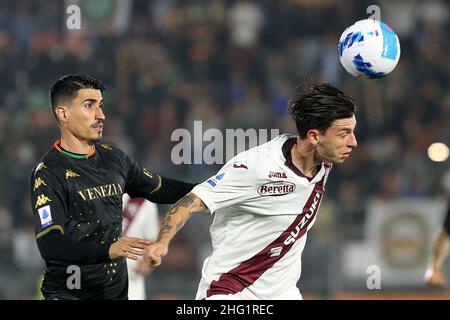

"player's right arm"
[144, 156, 257, 267]
[144, 193, 209, 267]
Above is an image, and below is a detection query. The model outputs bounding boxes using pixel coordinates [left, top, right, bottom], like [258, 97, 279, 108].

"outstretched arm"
[143, 193, 210, 267]
[424, 228, 450, 287]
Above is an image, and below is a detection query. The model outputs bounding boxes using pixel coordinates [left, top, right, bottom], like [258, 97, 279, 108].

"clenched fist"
[143, 242, 169, 267]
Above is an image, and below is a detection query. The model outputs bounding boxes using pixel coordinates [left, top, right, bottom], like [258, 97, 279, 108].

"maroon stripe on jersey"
[206, 177, 325, 298]
[123, 197, 145, 234]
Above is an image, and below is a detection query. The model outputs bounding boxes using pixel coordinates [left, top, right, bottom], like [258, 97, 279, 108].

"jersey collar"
[53, 140, 96, 159]
[281, 137, 323, 182]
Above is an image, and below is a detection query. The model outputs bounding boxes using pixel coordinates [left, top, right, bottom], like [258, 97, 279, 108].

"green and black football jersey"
[30, 140, 194, 299]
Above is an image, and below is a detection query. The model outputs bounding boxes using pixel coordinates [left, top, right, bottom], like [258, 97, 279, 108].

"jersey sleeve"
[122, 153, 161, 196]
[30, 166, 68, 239]
[123, 152, 194, 204]
[191, 158, 257, 214]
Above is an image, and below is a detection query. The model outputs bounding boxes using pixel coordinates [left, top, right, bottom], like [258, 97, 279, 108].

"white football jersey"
[192, 134, 332, 300]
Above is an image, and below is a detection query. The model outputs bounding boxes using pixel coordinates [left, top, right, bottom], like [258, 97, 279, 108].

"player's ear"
[55, 105, 69, 123]
[306, 129, 320, 145]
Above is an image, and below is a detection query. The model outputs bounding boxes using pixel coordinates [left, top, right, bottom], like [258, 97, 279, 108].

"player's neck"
[290, 139, 321, 177]
[60, 132, 95, 155]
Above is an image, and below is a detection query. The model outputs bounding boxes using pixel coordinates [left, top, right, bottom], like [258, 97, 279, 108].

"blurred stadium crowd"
[0, 0, 448, 299]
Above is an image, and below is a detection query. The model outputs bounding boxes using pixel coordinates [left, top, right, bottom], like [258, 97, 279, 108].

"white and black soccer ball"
[338, 19, 401, 79]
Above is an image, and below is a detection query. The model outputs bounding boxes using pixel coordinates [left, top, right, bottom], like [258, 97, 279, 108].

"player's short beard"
[91, 134, 102, 143]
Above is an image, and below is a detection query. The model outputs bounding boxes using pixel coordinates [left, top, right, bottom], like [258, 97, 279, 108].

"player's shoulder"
[219, 134, 295, 177]
[30, 154, 69, 195]
[96, 143, 129, 161]
[96, 143, 122, 155]
[235, 134, 294, 164]
[265, 133, 297, 149]
[31, 148, 61, 179]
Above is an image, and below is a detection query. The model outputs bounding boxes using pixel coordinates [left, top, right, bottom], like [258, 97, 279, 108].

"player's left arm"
[146, 175, 197, 204]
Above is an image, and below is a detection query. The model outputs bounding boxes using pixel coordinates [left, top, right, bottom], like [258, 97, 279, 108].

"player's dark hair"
[49, 74, 105, 121]
[288, 83, 357, 139]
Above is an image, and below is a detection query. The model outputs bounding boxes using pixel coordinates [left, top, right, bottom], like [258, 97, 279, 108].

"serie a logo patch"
[38, 205, 53, 228]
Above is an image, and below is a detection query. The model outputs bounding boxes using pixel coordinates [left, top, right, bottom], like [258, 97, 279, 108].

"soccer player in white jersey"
[122, 194, 159, 300]
[144, 83, 358, 299]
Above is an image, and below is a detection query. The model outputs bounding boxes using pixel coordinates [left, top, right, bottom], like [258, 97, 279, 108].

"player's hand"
[143, 242, 168, 267]
[109, 236, 151, 260]
[424, 266, 447, 287]
[134, 259, 154, 276]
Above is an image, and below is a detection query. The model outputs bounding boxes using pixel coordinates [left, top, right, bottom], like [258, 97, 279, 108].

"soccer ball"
[338, 19, 400, 79]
